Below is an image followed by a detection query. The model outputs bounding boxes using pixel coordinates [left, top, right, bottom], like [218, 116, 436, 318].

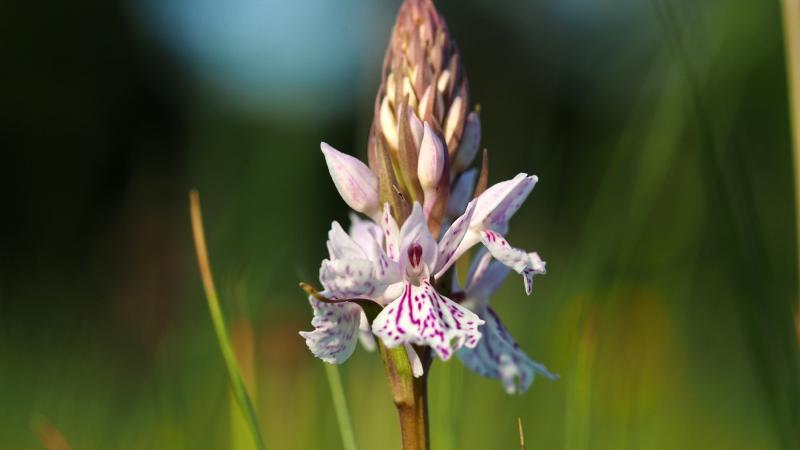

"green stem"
[378, 343, 430, 450]
[324, 364, 358, 450]
[190, 190, 267, 450]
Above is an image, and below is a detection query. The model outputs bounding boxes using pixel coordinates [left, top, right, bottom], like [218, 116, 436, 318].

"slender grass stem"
[189, 190, 267, 450]
[324, 364, 358, 450]
[782, 0, 800, 324]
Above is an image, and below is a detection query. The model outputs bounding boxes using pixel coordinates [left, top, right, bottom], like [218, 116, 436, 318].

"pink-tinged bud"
[418, 85, 435, 122]
[417, 122, 446, 193]
[407, 107, 424, 149]
[453, 111, 481, 172]
[321, 142, 380, 219]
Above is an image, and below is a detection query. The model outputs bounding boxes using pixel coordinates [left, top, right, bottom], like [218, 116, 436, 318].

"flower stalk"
[379, 343, 430, 450]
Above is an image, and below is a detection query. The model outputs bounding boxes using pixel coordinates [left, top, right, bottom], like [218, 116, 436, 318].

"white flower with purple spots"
[300, 214, 399, 363]
[455, 252, 557, 394]
[371, 202, 484, 360]
[445, 173, 547, 295]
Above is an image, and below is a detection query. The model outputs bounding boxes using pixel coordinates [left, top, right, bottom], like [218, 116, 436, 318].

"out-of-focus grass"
[1, 0, 798, 449]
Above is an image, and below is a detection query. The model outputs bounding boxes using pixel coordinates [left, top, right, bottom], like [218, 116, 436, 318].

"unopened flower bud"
[321, 142, 380, 219]
[444, 96, 464, 149]
[437, 70, 451, 93]
[417, 122, 446, 193]
[453, 112, 481, 172]
[380, 97, 399, 150]
[407, 107, 424, 149]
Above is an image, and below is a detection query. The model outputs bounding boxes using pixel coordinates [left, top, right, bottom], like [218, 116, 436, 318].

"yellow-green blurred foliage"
[0, 0, 798, 449]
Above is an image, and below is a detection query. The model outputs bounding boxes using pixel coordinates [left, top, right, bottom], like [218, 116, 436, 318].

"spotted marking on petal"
[457, 307, 556, 394]
[319, 258, 378, 299]
[434, 199, 476, 277]
[300, 297, 362, 364]
[485, 175, 537, 234]
[371, 281, 484, 360]
[480, 230, 545, 295]
[382, 203, 400, 261]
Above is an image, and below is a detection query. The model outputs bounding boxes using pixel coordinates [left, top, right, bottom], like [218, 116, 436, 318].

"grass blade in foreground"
[189, 190, 267, 450]
[324, 363, 358, 450]
[782, 0, 800, 328]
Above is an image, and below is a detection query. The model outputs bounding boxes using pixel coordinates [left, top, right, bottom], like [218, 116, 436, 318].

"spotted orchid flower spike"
[298, 0, 557, 448]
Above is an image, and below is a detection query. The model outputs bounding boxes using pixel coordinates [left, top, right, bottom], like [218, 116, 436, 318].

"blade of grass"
[782, 0, 800, 323]
[324, 363, 358, 450]
[189, 190, 267, 450]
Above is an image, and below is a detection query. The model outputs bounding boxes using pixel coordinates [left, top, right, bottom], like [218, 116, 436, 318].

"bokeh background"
[2, 0, 799, 448]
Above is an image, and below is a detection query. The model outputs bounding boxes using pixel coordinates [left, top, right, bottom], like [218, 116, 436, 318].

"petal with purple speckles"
[433, 199, 476, 278]
[319, 258, 379, 299]
[371, 281, 484, 360]
[300, 296, 362, 364]
[382, 203, 401, 261]
[348, 213, 384, 258]
[483, 175, 537, 234]
[479, 230, 545, 295]
[457, 307, 557, 394]
[470, 173, 529, 227]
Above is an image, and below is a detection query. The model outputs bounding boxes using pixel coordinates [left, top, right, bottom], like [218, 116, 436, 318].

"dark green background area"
[1, 0, 798, 449]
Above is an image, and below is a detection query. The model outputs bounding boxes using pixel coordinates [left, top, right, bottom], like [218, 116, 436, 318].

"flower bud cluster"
[367, 0, 482, 234]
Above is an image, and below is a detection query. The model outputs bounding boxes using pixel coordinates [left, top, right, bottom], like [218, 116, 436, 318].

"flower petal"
[320, 258, 379, 299]
[480, 230, 545, 295]
[484, 175, 537, 234]
[453, 112, 481, 173]
[434, 199, 477, 278]
[358, 310, 377, 352]
[327, 221, 366, 260]
[466, 253, 510, 302]
[399, 203, 437, 270]
[457, 307, 557, 394]
[372, 281, 484, 360]
[300, 297, 361, 364]
[447, 168, 477, 218]
[405, 343, 424, 378]
[381, 203, 400, 261]
[321, 142, 380, 219]
[471, 173, 528, 226]
[348, 213, 384, 258]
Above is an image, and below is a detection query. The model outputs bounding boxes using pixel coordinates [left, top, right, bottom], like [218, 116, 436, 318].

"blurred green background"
[1, 0, 799, 448]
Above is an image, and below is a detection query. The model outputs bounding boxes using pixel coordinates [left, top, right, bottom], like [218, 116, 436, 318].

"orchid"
[455, 251, 557, 394]
[445, 173, 547, 295]
[298, 1, 557, 448]
[299, 213, 389, 364]
[371, 201, 483, 360]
